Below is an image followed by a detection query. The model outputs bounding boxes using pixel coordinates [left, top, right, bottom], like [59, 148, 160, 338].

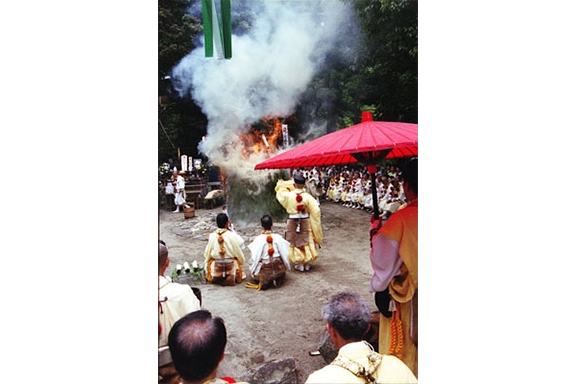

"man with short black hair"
[168, 310, 250, 384]
[204, 213, 246, 285]
[246, 214, 291, 290]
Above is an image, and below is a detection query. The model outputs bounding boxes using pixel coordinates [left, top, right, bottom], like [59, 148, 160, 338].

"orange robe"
[375, 199, 418, 376]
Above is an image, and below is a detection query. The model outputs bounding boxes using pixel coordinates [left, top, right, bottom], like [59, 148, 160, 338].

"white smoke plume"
[170, 0, 353, 183]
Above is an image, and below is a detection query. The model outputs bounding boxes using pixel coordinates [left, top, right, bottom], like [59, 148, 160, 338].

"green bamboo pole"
[202, 0, 213, 57]
[221, 0, 232, 59]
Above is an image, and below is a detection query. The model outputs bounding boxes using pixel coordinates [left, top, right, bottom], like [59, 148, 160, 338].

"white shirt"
[247, 233, 291, 276]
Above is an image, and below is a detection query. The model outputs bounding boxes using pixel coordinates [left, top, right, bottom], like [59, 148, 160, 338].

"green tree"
[296, 0, 417, 131]
[158, 0, 202, 79]
[348, 0, 418, 123]
[159, 0, 206, 163]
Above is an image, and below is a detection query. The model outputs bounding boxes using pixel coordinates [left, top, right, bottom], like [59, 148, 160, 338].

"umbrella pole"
[368, 166, 380, 220]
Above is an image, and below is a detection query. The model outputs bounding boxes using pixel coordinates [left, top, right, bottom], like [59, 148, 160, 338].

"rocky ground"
[159, 198, 378, 383]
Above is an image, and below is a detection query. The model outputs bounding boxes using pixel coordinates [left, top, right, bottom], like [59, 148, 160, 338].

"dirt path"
[159, 199, 377, 383]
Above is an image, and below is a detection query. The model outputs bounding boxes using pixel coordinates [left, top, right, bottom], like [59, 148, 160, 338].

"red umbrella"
[255, 111, 417, 219]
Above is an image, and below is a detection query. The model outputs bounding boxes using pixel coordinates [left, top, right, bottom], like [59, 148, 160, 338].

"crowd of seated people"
[299, 164, 408, 219]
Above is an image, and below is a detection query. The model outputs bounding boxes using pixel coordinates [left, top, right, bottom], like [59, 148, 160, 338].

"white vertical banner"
[282, 124, 289, 150]
[181, 155, 188, 172]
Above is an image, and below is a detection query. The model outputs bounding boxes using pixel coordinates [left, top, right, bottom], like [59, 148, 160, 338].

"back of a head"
[159, 240, 168, 269]
[168, 310, 227, 382]
[293, 170, 306, 185]
[402, 158, 418, 196]
[260, 214, 273, 230]
[322, 292, 371, 341]
[216, 213, 229, 229]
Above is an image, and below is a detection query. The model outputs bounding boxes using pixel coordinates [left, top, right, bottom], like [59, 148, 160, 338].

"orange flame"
[238, 117, 284, 157]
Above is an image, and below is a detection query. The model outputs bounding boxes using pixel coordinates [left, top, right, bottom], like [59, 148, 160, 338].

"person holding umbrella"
[275, 170, 323, 272]
[369, 158, 418, 377]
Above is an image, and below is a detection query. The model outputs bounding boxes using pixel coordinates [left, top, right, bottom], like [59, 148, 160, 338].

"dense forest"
[158, 0, 417, 165]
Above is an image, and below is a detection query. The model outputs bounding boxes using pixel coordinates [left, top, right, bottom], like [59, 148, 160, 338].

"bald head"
[168, 310, 227, 382]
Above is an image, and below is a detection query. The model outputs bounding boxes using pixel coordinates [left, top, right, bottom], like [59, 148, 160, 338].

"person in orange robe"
[369, 158, 418, 377]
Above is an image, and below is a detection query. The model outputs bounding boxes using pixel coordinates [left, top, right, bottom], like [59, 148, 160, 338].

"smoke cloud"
[170, 0, 355, 184]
